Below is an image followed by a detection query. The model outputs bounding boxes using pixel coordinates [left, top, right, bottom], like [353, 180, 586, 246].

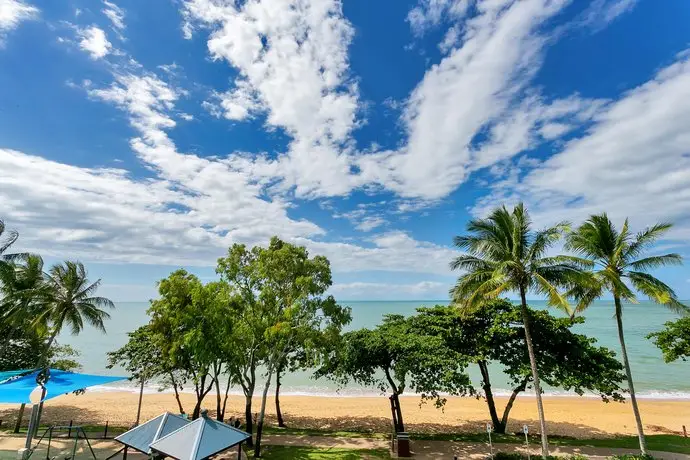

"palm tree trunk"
[520, 286, 549, 456]
[478, 361, 502, 432]
[615, 295, 648, 454]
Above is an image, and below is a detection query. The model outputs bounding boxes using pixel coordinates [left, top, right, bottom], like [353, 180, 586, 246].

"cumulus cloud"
[78, 26, 112, 59]
[474, 50, 690, 242]
[182, 0, 362, 197]
[331, 281, 448, 300]
[0, 0, 38, 44]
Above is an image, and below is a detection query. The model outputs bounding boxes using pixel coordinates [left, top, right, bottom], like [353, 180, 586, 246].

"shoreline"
[1, 391, 689, 439]
[89, 384, 690, 401]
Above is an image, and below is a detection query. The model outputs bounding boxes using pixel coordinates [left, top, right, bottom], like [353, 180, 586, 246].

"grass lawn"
[260, 445, 390, 459]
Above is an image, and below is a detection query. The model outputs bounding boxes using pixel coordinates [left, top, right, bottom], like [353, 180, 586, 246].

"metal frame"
[28, 425, 97, 460]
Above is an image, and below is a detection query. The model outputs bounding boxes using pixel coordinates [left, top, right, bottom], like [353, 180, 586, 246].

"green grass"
[261, 426, 388, 440]
[259, 446, 390, 459]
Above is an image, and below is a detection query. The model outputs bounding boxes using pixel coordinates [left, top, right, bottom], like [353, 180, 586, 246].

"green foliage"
[318, 313, 472, 414]
[106, 324, 166, 382]
[450, 203, 587, 314]
[410, 300, 625, 433]
[0, 322, 81, 372]
[648, 317, 690, 363]
[565, 215, 688, 315]
[216, 237, 351, 454]
[493, 455, 588, 460]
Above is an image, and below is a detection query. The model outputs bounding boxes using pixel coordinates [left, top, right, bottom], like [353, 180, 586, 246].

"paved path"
[2, 432, 690, 459]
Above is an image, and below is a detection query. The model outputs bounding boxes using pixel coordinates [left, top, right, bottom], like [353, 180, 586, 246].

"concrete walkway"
[1, 432, 689, 459]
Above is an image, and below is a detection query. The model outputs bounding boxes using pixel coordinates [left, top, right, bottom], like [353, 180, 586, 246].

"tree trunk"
[135, 379, 145, 425]
[244, 392, 254, 448]
[615, 295, 648, 454]
[275, 362, 285, 428]
[478, 361, 502, 433]
[220, 376, 232, 422]
[14, 403, 26, 433]
[214, 372, 223, 421]
[520, 286, 549, 456]
[500, 379, 529, 434]
[392, 393, 405, 433]
[169, 373, 185, 415]
[254, 370, 274, 458]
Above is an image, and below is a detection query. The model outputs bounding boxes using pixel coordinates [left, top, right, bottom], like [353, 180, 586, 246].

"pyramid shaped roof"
[149, 411, 251, 460]
[115, 412, 190, 454]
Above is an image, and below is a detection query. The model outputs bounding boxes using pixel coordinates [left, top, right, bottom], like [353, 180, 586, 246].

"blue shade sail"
[0, 369, 126, 404]
[0, 369, 34, 384]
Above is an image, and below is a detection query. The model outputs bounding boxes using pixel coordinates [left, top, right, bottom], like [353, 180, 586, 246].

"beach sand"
[1, 392, 688, 439]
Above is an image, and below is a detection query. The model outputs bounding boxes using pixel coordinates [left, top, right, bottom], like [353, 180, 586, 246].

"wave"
[86, 382, 690, 400]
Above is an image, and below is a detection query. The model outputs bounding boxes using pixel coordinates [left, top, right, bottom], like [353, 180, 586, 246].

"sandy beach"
[1, 392, 688, 439]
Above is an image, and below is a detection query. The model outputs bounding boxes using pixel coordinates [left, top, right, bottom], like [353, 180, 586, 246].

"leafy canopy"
[648, 317, 690, 363]
[450, 203, 585, 314]
[565, 214, 689, 315]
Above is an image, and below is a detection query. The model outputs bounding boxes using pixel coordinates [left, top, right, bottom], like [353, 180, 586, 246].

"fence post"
[683, 425, 687, 438]
[104, 421, 109, 439]
[68, 420, 73, 438]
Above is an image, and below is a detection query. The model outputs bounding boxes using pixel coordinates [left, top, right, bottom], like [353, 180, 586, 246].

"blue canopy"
[0, 369, 126, 404]
[0, 369, 34, 384]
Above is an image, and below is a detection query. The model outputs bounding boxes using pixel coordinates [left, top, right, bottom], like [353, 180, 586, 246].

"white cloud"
[0, 0, 38, 44]
[78, 26, 112, 59]
[182, 0, 362, 198]
[407, 0, 470, 36]
[578, 0, 638, 31]
[102, 0, 125, 35]
[331, 281, 448, 300]
[213, 79, 264, 121]
[475, 50, 690, 242]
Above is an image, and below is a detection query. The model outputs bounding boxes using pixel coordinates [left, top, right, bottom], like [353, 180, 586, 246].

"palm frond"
[628, 254, 682, 271]
[627, 271, 690, 315]
[533, 272, 572, 315]
[624, 222, 674, 260]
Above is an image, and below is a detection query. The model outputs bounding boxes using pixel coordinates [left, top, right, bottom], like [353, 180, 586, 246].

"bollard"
[68, 420, 73, 438]
[683, 425, 687, 438]
[487, 423, 494, 459]
[104, 421, 109, 439]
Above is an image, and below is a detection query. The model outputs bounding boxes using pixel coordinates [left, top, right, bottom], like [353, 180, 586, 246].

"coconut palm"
[0, 255, 50, 332]
[33, 261, 114, 352]
[566, 214, 689, 455]
[450, 203, 586, 456]
[0, 220, 27, 262]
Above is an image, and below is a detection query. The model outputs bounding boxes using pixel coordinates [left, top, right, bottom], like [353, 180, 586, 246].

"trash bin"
[396, 432, 410, 457]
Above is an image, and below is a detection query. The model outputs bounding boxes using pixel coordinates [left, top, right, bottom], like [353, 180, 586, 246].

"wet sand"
[1, 392, 688, 438]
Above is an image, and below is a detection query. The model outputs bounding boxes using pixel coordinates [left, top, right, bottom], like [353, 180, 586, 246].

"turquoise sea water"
[59, 300, 690, 399]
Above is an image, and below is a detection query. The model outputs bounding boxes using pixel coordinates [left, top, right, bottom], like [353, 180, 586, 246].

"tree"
[566, 214, 689, 455]
[450, 203, 585, 456]
[0, 219, 26, 262]
[648, 317, 690, 363]
[319, 314, 472, 433]
[31, 261, 114, 354]
[217, 237, 350, 457]
[147, 270, 221, 419]
[411, 301, 625, 433]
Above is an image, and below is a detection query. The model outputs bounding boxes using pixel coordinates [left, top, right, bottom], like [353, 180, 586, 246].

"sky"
[1, 0, 690, 302]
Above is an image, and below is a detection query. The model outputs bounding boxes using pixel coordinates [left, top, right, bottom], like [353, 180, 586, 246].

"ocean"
[59, 300, 690, 399]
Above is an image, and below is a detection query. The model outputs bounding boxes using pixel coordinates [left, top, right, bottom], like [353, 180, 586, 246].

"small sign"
[523, 424, 529, 434]
[486, 422, 493, 433]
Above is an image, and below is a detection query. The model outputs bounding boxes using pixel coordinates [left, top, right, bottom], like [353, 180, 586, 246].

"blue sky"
[1, 0, 690, 301]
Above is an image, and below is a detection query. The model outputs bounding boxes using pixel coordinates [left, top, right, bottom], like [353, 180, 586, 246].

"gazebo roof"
[149, 411, 251, 460]
[115, 412, 190, 454]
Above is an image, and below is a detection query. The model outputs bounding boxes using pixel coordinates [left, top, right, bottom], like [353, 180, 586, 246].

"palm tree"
[565, 214, 689, 455]
[0, 255, 50, 333]
[34, 261, 115, 352]
[0, 220, 27, 262]
[450, 203, 586, 457]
